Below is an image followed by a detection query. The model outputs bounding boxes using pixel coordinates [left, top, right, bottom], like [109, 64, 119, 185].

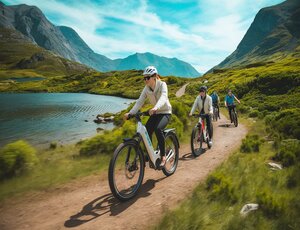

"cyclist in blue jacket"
[225, 89, 240, 122]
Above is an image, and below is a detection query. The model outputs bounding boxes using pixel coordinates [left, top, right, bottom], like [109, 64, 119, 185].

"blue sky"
[4, 0, 284, 72]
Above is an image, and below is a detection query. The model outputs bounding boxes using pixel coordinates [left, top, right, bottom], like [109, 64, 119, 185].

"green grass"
[0, 144, 110, 201]
[154, 119, 300, 230]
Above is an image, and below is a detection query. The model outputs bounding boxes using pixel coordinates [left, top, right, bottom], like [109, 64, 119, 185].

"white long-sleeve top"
[190, 95, 213, 115]
[129, 80, 172, 114]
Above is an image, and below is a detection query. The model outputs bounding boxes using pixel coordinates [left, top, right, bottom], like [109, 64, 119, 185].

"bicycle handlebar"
[192, 114, 208, 118]
[128, 111, 150, 120]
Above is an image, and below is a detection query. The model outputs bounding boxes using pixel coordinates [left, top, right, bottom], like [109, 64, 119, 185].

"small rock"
[240, 203, 259, 216]
[268, 162, 282, 170]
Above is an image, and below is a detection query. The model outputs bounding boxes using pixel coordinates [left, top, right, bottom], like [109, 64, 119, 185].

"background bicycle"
[190, 114, 212, 157]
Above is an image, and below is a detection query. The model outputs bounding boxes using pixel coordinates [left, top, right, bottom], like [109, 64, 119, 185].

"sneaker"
[160, 156, 166, 167]
[208, 140, 213, 147]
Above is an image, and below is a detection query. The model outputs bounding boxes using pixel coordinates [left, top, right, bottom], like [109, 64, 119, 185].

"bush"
[240, 135, 263, 153]
[238, 105, 250, 114]
[265, 109, 300, 140]
[0, 140, 38, 179]
[249, 110, 259, 117]
[272, 139, 300, 167]
[49, 142, 57, 149]
[79, 121, 135, 156]
[256, 190, 285, 218]
[206, 172, 237, 203]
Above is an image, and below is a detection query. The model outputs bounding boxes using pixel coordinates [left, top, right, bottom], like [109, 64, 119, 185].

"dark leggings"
[202, 114, 213, 139]
[146, 114, 171, 157]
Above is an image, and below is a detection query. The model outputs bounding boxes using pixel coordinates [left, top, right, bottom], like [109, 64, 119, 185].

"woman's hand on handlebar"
[149, 108, 157, 116]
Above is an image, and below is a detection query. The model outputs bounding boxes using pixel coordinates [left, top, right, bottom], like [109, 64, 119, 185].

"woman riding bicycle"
[189, 86, 213, 146]
[224, 89, 240, 123]
[124, 66, 172, 167]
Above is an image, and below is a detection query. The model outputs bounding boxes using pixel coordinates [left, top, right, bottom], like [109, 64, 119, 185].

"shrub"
[240, 135, 263, 153]
[238, 105, 250, 114]
[272, 139, 300, 167]
[206, 172, 237, 203]
[0, 140, 38, 179]
[256, 190, 285, 218]
[49, 142, 57, 149]
[79, 121, 135, 156]
[249, 110, 259, 118]
[265, 109, 300, 140]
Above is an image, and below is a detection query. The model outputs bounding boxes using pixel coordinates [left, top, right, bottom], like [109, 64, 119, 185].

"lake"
[0, 93, 134, 148]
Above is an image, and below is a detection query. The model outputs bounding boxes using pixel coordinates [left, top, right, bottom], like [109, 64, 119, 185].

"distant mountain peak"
[208, 0, 300, 73]
[0, 1, 200, 77]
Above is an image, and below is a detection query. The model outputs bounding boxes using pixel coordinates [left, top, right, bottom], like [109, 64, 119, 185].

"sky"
[3, 0, 285, 73]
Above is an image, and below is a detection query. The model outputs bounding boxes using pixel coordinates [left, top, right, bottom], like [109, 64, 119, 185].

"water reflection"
[0, 93, 133, 148]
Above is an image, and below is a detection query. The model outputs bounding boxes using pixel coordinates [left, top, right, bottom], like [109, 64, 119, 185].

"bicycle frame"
[127, 112, 177, 170]
[198, 116, 207, 138]
[136, 121, 161, 168]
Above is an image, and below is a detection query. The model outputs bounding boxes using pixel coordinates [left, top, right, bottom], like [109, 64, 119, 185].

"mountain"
[114, 52, 200, 77]
[0, 26, 91, 78]
[0, 1, 200, 77]
[58, 26, 115, 71]
[209, 0, 300, 72]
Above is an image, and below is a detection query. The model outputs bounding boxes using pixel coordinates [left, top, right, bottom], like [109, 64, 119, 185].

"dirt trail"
[0, 115, 247, 230]
[175, 83, 189, 97]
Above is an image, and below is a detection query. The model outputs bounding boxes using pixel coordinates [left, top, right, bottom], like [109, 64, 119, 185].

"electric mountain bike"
[108, 111, 179, 201]
[191, 114, 212, 157]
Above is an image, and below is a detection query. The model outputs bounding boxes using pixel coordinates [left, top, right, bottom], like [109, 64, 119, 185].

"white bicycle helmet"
[143, 66, 158, 76]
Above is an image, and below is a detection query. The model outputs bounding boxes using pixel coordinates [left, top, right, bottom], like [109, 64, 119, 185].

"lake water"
[0, 93, 134, 148]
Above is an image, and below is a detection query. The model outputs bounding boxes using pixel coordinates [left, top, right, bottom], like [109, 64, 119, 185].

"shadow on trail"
[64, 177, 166, 228]
[179, 149, 207, 161]
[218, 123, 235, 128]
[179, 152, 194, 161]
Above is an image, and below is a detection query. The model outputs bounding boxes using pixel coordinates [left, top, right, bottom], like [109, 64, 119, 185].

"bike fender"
[163, 129, 180, 149]
[123, 138, 139, 145]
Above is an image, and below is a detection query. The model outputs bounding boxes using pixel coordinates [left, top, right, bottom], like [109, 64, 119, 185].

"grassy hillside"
[0, 27, 91, 79]
[1, 42, 299, 230]
[154, 51, 300, 229]
[0, 67, 190, 97]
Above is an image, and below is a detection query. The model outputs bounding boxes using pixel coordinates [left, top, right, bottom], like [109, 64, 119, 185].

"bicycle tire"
[233, 111, 238, 127]
[162, 132, 179, 176]
[191, 125, 203, 157]
[108, 141, 144, 201]
[213, 107, 218, 121]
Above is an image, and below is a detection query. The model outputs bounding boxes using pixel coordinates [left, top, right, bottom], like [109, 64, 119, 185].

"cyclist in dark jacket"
[210, 91, 220, 119]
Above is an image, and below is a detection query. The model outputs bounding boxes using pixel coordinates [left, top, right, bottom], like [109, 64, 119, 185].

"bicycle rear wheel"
[191, 125, 203, 157]
[162, 132, 179, 176]
[108, 141, 144, 201]
[213, 107, 218, 121]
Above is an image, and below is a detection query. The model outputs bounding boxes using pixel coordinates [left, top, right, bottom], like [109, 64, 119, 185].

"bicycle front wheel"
[233, 111, 238, 127]
[108, 142, 144, 201]
[213, 107, 218, 121]
[191, 125, 203, 157]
